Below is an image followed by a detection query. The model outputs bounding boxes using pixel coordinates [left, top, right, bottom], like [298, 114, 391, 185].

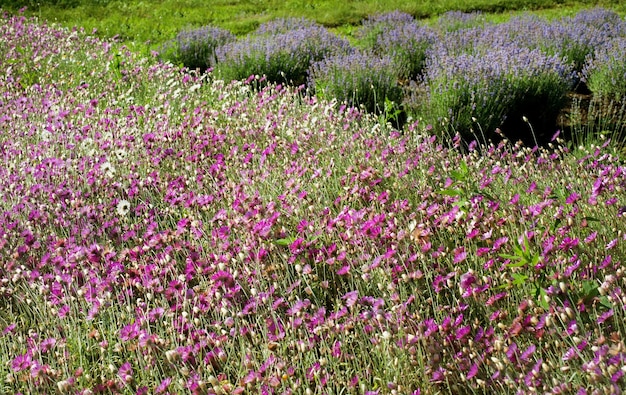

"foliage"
[356, 12, 437, 80]
[308, 50, 403, 114]
[2, 8, 626, 395]
[583, 37, 626, 101]
[215, 19, 351, 86]
[423, 45, 575, 145]
[157, 25, 235, 71]
[3, 0, 625, 50]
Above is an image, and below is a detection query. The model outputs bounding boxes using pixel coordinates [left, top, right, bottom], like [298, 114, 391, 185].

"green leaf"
[506, 259, 528, 268]
[599, 296, 613, 310]
[499, 253, 521, 261]
[450, 162, 468, 181]
[439, 188, 463, 197]
[511, 273, 528, 286]
[581, 280, 599, 300]
[274, 236, 296, 247]
[536, 287, 549, 310]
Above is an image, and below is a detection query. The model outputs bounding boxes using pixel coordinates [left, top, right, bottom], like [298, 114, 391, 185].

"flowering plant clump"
[433, 10, 625, 73]
[548, 8, 626, 74]
[356, 10, 417, 49]
[158, 25, 236, 71]
[424, 45, 574, 145]
[583, 37, 626, 102]
[253, 17, 321, 35]
[2, 9, 626, 395]
[357, 16, 437, 80]
[434, 10, 490, 32]
[308, 50, 403, 115]
[215, 18, 351, 86]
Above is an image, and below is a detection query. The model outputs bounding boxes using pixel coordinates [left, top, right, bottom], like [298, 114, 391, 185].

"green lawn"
[4, 0, 626, 49]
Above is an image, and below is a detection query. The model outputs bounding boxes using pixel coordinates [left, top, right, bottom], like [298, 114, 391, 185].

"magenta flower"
[118, 362, 133, 384]
[453, 247, 467, 263]
[520, 344, 536, 363]
[343, 290, 359, 307]
[565, 192, 580, 204]
[332, 341, 342, 358]
[11, 352, 32, 372]
[597, 309, 614, 324]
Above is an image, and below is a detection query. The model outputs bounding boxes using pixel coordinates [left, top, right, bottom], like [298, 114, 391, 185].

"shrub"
[158, 25, 235, 71]
[558, 8, 626, 73]
[308, 51, 403, 115]
[356, 10, 416, 47]
[583, 37, 626, 101]
[254, 17, 320, 35]
[434, 11, 625, 74]
[215, 19, 351, 86]
[434, 10, 489, 32]
[358, 19, 436, 80]
[424, 45, 575, 145]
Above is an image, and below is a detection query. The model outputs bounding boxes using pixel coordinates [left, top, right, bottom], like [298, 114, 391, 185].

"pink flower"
[118, 362, 133, 384]
[11, 352, 32, 372]
[453, 247, 467, 264]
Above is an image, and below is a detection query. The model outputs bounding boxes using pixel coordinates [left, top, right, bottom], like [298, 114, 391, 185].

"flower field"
[1, 8, 626, 395]
[159, 8, 626, 147]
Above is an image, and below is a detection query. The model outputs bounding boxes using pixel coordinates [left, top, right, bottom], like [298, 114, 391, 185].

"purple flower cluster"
[254, 17, 321, 35]
[357, 12, 437, 80]
[424, 45, 574, 144]
[308, 50, 403, 114]
[431, 9, 625, 74]
[215, 18, 351, 86]
[435, 10, 489, 32]
[158, 25, 235, 71]
[583, 37, 626, 101]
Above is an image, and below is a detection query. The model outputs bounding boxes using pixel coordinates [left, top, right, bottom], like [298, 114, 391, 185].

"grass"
[3, 0, 626, 48]
[1, 2, 626, 394]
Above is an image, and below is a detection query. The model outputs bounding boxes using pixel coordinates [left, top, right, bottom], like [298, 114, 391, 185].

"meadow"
[5, 0, 626, 45]
[1, 3, 626, 395]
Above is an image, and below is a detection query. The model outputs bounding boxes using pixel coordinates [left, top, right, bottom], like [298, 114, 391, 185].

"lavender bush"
[308, 50, 403, 115]
[356, 11, 416, 49]
[583, 37, 626, 102]
[2, 10, 626, 395]
[254, 17, 320, 35]
[215, 18, 351, 86]
[435, 10, 625, 74]
[158, 25, 235, 71]
[434, 10, 489, 32]
[424, 45, 575, 145]
[356, 15, 436, 80]
[551, 9, 626, 74]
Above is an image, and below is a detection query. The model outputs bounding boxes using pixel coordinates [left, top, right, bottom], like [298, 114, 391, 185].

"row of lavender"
[2, 9, 626, 395]
[161, 8, 626, 145]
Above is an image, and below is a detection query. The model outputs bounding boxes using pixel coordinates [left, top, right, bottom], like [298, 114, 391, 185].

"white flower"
[40, 130, 53, 142]
[116, 199, 131, 217]
[114, 148, 127, 162]
[101, 161, 115, 178]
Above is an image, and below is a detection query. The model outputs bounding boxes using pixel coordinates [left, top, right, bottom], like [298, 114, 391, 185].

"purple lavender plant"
[254, 17, 320, 35]
[425, 45, 575, 145]
[215, 19, 351, 86]
[158, 25, 235, 71]
[435, 10, 489, 32]
[308, 50, 403, 114]
[358, 10, 416, 35]
[358, 17, 437, 80]
[583, 37, 626, 101]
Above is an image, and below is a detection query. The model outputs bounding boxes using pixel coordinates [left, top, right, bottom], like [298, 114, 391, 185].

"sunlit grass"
[3, 0, 625, 49]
